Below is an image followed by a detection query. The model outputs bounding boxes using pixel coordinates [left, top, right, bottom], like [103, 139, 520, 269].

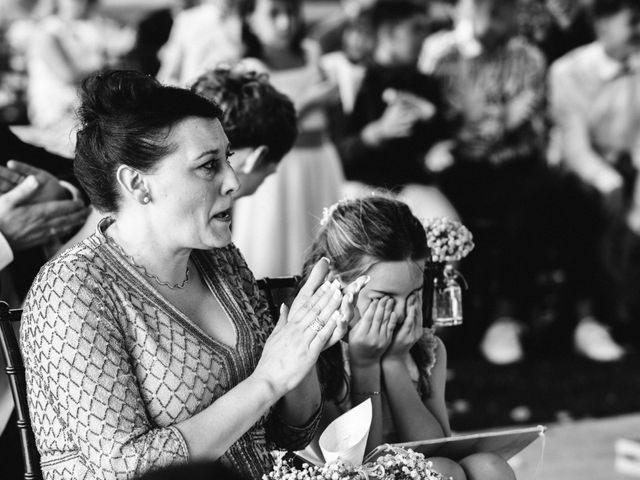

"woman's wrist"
[381, 355, 407, 371]
[248, 370, 288, 403]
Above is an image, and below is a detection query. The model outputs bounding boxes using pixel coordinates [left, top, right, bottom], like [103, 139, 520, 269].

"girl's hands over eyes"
[384, 291, 424, 362]
[349, 296, 397, 368]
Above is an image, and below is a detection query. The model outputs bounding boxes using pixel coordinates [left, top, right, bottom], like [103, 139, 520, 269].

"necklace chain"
[106, 234, 190, 290]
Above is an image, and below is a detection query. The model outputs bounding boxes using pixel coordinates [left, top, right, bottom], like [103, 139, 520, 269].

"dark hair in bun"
[74, 70, 222, 212]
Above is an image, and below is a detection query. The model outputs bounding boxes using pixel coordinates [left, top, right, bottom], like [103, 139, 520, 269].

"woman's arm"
[33, 29, 103, 85]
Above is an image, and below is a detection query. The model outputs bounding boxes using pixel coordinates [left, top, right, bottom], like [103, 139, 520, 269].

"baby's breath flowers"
[423, 217, 474, 263]
[264, 447, 448, 480]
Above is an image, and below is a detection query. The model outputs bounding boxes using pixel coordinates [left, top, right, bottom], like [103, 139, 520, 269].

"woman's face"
[348, 258, 425, 327]
[248, 0, 302, 49]
[141, 117, 239, 250]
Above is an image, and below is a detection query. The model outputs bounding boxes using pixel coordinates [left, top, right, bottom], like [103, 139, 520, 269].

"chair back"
[256, 276, 301, 321]
[0, 301, 42, 480]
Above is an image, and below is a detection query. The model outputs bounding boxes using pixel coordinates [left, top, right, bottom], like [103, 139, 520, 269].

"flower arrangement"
[423, 217, 474, 263]
[265, 446, 448, 480]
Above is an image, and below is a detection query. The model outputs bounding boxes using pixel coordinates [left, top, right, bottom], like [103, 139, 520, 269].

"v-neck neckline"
[96, 217, 243, 354]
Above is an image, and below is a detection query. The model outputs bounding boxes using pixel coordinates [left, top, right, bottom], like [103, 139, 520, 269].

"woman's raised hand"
[252, 258, 364, 397]
[384, 291, 424, 361]
[349, 296, 398, 368]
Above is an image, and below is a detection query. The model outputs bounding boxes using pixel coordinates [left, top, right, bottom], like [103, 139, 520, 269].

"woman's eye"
[200, 160, 218, 172]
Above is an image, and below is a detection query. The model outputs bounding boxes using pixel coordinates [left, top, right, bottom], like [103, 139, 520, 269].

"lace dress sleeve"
[20, 254, 189, 480]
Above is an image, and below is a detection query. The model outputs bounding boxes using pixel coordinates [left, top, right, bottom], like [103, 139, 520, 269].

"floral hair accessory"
[264, 446, 447, 480]
[320, 199, 350, 227]
[423, 217, 474, 263]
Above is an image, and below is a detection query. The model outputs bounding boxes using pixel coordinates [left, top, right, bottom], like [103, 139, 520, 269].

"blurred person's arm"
[0, 176, 89, 253]
[1, 126, 74, 179]
[32, 29, 105, 85]
[549, 62, 623, 195]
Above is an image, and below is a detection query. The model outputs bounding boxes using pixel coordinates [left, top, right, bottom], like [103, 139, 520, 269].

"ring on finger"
[309, 317, 325, 333]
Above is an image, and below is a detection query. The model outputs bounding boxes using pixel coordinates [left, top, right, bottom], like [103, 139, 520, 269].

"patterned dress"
[20, 219, 320, 480]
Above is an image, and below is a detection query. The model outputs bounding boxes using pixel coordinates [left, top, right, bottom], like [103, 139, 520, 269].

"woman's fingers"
[272, 303, 290, 335]
[317, 309, 349, 351]
[295, 257, 331, 303]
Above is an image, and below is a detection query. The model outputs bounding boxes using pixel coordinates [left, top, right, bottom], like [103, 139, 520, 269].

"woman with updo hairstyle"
[20, 70, 366, 480]
[301, 195, 516, 480]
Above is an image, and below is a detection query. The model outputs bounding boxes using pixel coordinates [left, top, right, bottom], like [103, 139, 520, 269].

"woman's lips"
[212, 207, 232, 221]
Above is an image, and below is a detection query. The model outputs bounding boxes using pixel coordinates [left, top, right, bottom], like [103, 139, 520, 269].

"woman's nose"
[221, 163, 240, 196]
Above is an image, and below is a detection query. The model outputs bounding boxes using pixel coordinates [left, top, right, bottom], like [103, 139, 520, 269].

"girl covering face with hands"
[302, 196, 515, 480]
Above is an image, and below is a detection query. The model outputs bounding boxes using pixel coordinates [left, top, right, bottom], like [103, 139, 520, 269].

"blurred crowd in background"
[1, 0, 640, 366]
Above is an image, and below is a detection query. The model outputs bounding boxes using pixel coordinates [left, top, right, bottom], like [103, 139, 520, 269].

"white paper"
[319, 398, 372, 465]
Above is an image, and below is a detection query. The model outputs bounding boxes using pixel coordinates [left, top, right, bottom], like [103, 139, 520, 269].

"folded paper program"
[318, 398, 372, 466]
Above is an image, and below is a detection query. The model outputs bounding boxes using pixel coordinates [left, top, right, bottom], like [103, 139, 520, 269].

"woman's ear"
[116, 165, 151, 205]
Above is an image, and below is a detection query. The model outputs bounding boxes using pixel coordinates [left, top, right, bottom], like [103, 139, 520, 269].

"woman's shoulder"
[27, 233, 113, 302]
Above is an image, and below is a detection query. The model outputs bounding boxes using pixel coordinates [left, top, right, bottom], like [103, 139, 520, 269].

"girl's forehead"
[365, 260, 425, 292]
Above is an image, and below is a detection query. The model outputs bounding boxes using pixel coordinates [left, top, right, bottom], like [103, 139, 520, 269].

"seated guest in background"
[549, 0, 640, 360]
[301, 196, 515, 480]
[549, 0, 640, 208]
[420, 0, 555, 364]
[20, 70, 365, 480]
[335, 0, 457, 221]
[230, 0, 345, 279]
[191, 66, 297, 198]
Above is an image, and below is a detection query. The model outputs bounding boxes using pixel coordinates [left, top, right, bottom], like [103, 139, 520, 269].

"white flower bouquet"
[423, 217, 474, 263]
[265, 446, 448, 480]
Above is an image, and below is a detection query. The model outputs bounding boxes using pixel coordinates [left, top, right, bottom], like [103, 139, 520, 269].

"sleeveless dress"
[231, 43, 345, 278]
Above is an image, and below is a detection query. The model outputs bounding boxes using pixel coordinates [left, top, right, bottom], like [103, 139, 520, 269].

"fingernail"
[321, 256, 331, 265]
[320, 280, 331, 291]
[331, 279, 341, 289]
[333, 288, 342, 299]
[347, 292, 354, 304]
[23, 175, 38, 189]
